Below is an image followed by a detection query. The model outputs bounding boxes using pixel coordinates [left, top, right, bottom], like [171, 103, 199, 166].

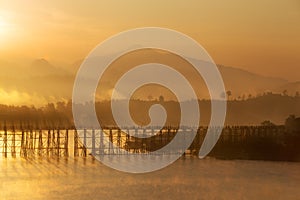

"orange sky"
[0, 0, 300, 81]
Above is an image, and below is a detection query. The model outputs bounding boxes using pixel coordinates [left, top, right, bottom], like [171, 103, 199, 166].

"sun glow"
[0, 16, 10, 39]
[0, 15, 15, 47]
[0, 16, 8, 33]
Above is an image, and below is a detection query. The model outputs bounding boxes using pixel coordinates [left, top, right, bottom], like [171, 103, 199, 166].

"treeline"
[0, 102, 72, 128]
[0, 92, 299, 128]
[210, 126, 300, 161]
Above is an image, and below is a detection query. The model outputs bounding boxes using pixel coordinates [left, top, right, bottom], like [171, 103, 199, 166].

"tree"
[261, 120, 275, 127]
[226, 90, 232, 100]
[282, 90, 288, 96]
[159, 95, 164, 103]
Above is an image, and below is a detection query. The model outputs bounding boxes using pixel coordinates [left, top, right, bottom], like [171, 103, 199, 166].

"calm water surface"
[1, 157, 300, 200]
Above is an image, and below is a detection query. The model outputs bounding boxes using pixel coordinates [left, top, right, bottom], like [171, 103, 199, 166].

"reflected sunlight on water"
[1, 157, 300, 200]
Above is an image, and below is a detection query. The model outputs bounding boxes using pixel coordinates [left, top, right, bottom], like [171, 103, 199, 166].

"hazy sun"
[0, 16, 9, 34]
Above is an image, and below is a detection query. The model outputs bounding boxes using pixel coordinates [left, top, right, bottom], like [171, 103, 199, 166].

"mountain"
[218, 65, 289, 97]
[30, 58, 70, 76]
[68, 50, 300, 98]
[69, 48, 295, 100]
[0, 55, 299, 106]
[274, 81, 300, 95]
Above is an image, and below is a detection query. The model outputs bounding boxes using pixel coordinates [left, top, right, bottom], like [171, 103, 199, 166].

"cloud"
[0, 88, 65, 107]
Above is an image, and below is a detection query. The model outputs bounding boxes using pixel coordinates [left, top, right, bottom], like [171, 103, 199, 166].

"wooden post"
[74, 129, 79, 157]
[82, 129, 87, 157]
[11, 125, 16, 157]
[117, 129, 121, 154]
[3, 124, 7, 158]
[20, 129, 26, 157]
[38, 130, 43, 157]
[52, 129, 56, 157]
[99, 129, 104, 155]
[64, 129, 69, 157]
[92, 129, 95, 155]
[57, 129, 60, 157]
[109, 128, 114, 154]
[47, 130, 51, 157]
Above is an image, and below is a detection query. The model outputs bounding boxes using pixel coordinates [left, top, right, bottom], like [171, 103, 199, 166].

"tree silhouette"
[159, 95, 164, 103]
[283, 89, 288, 96]
[261, 120, 275, 126]
[226, 90, 232, 100]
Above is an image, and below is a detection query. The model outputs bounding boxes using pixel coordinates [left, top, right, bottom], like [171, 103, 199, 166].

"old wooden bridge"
[0, 124, 287, 159]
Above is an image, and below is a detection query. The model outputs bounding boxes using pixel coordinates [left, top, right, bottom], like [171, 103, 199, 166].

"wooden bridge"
[0, 124, 289, 159]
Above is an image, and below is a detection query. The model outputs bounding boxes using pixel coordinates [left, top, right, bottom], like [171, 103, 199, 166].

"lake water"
[1, 157, 300, 200]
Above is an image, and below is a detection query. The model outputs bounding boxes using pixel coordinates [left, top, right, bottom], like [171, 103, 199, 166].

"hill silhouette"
[0, 53, 299, 105]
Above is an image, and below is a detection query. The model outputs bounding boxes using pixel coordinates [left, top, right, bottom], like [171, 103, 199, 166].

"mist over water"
[1, 157, 300, 200]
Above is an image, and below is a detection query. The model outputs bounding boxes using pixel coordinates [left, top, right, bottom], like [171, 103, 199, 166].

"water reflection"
[1, 157, 300, 200]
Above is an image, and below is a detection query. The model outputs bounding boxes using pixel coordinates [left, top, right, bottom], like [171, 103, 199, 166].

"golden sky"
[0, 0, 300, 81]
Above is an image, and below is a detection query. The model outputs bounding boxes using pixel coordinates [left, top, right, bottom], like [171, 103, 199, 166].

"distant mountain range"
[0, 56, 299, 105]
[31, 58, 70, 76]
[218, 65, 291, 96]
